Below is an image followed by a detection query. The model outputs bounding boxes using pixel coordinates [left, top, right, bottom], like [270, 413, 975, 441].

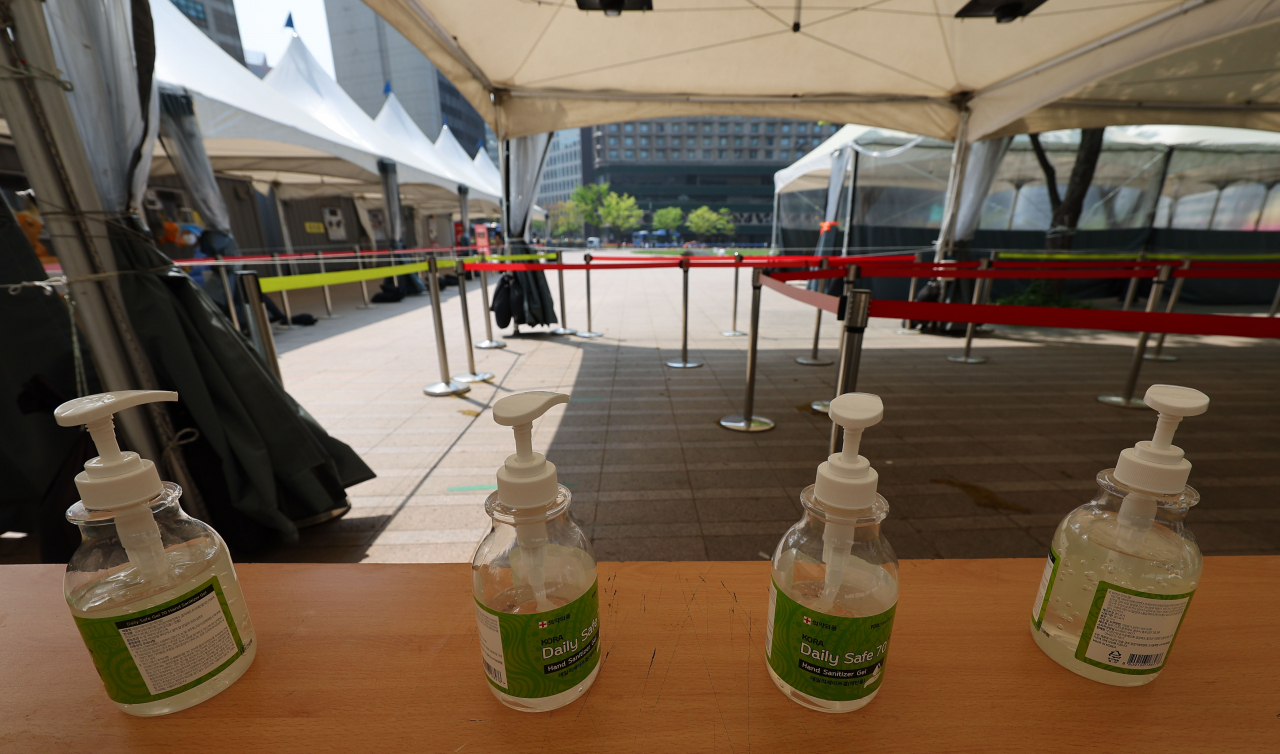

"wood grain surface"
[2, 558, 1276, 753]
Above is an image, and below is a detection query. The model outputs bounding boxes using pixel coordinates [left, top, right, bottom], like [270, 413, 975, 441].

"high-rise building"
[582, 117, 841, 243]
[537, 130, 583, 207]
[170, 0, 245, 64]
[326, 0, 488, 157]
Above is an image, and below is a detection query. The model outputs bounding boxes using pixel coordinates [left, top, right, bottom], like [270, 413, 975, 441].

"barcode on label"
[1127, 652, 1165, 667]
[483, 658, 506, 685]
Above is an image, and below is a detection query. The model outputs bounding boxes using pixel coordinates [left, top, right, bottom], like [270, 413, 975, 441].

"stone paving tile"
[214, 252, 1280, 564]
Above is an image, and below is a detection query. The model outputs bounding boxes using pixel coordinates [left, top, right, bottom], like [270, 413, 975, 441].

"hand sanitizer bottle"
[1031, 384, 1208, 686]
[767, 393, 899, 713]
[472, 391, 599, 712]
[56, 391, 257, 716]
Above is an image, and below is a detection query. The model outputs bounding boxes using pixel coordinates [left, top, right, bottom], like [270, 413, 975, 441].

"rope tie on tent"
[0, 60, 73, 91]
[162, 427, 201, 469]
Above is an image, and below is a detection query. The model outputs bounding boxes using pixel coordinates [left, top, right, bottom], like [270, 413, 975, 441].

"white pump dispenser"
[55, 390, 179, 585]
[492, 391, 571, 612]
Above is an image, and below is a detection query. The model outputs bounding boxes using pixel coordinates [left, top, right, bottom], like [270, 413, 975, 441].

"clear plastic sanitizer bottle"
[1031, 384, 1208, 686]
[56, 391, 256, 716]
[767, 393, 899, 713]
[472, 391, 600, 712]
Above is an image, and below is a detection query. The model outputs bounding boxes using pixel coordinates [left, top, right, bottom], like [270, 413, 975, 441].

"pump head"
[814, 393, 883, 510]
[54, 390, 179, 510]
[492, 391, 570, 509]
[1113, 385, 1209, 495]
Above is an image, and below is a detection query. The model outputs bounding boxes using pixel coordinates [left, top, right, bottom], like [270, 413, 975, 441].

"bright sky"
[232, 0, 335, 77]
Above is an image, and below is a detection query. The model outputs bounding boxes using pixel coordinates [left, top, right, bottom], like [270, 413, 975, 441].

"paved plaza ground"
[236, 253, 1280, 563]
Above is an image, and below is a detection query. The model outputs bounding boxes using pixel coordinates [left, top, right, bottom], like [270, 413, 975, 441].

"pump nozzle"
[1114, 385, 1209, 495]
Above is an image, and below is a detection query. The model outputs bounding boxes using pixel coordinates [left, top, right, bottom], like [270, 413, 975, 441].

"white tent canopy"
[473, 149, 503, 193]
[366, 0, 1280, 142]
[434, 124, 502, 198]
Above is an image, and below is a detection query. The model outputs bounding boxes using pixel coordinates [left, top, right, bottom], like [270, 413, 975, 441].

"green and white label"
[73, 576, 245, 704]
[1031, 546, 1061, 631]
[474, 579, 600, 699]
[1075, 581, 1194, 674]
[766, 578, 895, 702]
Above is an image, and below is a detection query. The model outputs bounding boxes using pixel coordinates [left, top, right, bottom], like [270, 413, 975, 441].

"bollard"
[721, 252, 746, 337]
[896, 250, 925, 335]
[354, 246, 375, 309]
[719, 267, 774, 432]
[272, 252, 292, 328]
[476, 265, 507, 348]
[1146, 258, 1191, 361]
[829, 269, 871, 455]
[578, 253, 603, 338]
[550, 263, 576, 336]
[666, 255, 702, 368]
[317, 251, 337, 319]
[236, 270, 282, 384]
[948, 258, 990, 364]
[423, 256, 471, 397]
[1099, 265, 1172, 409]
[796, 258, 834, 366]
[215, 255, 241, 331]
[451, 260, 494, 383]
[1120, 251, 1147, 311]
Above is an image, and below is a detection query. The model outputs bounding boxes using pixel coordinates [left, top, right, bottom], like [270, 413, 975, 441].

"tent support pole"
[934, 106, 971, 263]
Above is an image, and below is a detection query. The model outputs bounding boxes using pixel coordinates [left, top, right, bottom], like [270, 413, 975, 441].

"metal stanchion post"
[720, 267, 774, 432]
[666, 256, 702, 368]
[1121, 252, 1146, 311]
[948, 258, 990, 364]
[476, 263, 506, 348]
[1146, 258, 1191, 361]
[1269, 280, 1280, 317]
[423, 257, 470, 397]
[1099, 265, 1171, 409]
[215, 255, 241, 331]
[272, 252, 292, 328]
[550, 262, 576, 336]
[797, 258, 834, 366]
[722, 252, 746, 336]
[830, 272, 871, 455]
[578, 254, 603, 338]
[318, 252, 337, 318]
[236, 271, 282, 384]
[896, 251, 924, 335]
[451, 260, 494, 383]
[354, 246, 375, 309]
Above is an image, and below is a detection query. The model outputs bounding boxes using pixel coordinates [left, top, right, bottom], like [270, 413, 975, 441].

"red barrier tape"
[464, 261, 681, 271]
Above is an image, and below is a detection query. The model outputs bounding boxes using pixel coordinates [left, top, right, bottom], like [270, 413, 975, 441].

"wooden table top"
[2, 558, 1275, 753]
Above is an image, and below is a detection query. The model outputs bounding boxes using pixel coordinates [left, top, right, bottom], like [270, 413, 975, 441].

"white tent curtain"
[503, 132, 552, 243]
[44, 0, 157, 215]
[157, 88, 231, 234]
[823, 148, 853, 229]
[955, 137, 1014, 244]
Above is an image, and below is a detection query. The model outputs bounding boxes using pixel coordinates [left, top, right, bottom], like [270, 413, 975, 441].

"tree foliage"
[652, 206, 684, 233]
[686, 206, 735, 238]
[600, 192, 644, 232]
[569, 183, 610, 228]
[549, 201, 583, 237]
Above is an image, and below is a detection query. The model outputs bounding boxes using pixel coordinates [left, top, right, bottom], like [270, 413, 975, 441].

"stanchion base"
[356, 304, 377, 310]
[423, 381, 471, 397]
[719, 414, 775, 432]
[795, 356, 833, 366]
[577, 331, 604, 338]
[453, 372, 495, 383]
[893, 329, 920, 335]
[550, 327, 577, 336]
[666, 360, 703, 369]
[476, 340, 507, 349]
[1097, 395, 1147, 409]
[721, 330, 747, 337]
[810, 400, 830, 413]
[947, 355, 988, 364]
[1143, 354, 1178, 362]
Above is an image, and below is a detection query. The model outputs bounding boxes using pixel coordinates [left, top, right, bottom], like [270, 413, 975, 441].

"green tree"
[652, 206, 684, 233]
[550, 201, 583, 238]
[600, 192, 644, 233]
[686, 206, 736, 239]
[570, 182, 610, 228]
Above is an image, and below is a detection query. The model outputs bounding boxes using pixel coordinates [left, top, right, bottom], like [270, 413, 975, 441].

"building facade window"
[798, 124, 807, 133]
[719, 123, 728, 133]
[780, 150, 789, 159]
[657, 149, 666, 159]
[610, 150, 618, 158]
[781, 138, 790, 146]
[734, 137, 742, 146]
[735, 123, 743, 133]
[765, 150, 773, 159]
[750, 137, 759, 146]
[625, 137, 634, 146]
[718, 137, 727, 146]
[766, 123, 776, 133]
[671, 137, 680, 146]
[624, 150, 634, 158]
[749, 149, 758, 158]
[689, 150, 697, 159]
[734, 149, 743, 158]
[624, 123, 634, 132]
[609, 124, 618, 132]
[172, 0, 207, 25]
[640, 150, 649, 159]
[609, 136, 618, 146]
[640, 123, 650, 132]
[766, 137, 774, 146]
[703, 150, 712, 158]
[656, 124, 665, 133]
[640, 137, 649, 146]
[718, 150, 727, 158]
[656, 137, 664, 146]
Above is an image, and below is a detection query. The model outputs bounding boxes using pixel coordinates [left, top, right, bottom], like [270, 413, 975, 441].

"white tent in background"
[374, 93, 500, 212]
[435, 124, 502, 197]
[775, 125, 940, 194]
[473, 149, 503, 194]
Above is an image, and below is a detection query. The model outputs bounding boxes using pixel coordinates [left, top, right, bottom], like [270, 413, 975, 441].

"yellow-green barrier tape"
[258, 258, 453, 293]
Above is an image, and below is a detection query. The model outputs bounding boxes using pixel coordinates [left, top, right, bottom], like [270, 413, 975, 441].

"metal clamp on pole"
[1146, 258, 1191, 361]
[666, 255, 702, 368]
[318, 251, 337, 319]
[476, 261, 506, 348]
[215, 254, 240, 331]
[1099, 264, 1172, 409]
[236, 270, 282, 384]
[354, 246, 375, 309]
[797, 257, 834, 366]
[451, 260, 494, 383]
[271, 251, 293, 328]
[948, 258, 990, 364]
[830, 268, 871, 455]
[578, 253, 602, 338]
[720, 267, 774, 433]
[423, 256, 470, 397]
[722, 252, 746, 336]
[550, 261, 576, 336]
